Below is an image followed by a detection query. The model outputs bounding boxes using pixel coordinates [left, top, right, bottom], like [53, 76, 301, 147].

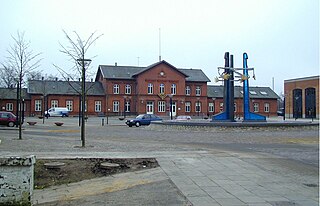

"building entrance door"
[146, 101, 154, 114]
[171, 102, 176, 117]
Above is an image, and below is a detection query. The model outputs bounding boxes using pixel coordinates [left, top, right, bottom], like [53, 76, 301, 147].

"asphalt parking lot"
[0, 116, 319, 206]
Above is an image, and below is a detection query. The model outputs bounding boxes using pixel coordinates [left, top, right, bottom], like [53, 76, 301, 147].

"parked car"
[0, 111, 17, 127]
[45, 107, 69, 117]
[277, 108, 284, 116]
[126, 114, 162, 127]
[175, 115, 192, 121]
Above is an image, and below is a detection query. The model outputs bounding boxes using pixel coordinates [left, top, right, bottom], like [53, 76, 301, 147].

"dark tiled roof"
[0, 88, 31, 100]
[27, 80, 105, 96]
[207, 85, 280, 99]
[98, 61, 210, 82]
[179, 68, 211, 82]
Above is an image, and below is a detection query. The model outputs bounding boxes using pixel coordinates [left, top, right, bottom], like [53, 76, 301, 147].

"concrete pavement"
[0, 116, 318, 206]
[31, 149, 319, 206]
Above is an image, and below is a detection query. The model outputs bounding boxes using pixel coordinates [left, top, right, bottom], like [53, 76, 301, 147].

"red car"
[0, 111, 17, 127]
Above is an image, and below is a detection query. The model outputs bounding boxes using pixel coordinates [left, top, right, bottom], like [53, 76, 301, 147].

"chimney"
[91, 78, 93, 82]
[55, 77, 58, 81]
[67, 78, 69, 81]
[115, 62, 117, 66]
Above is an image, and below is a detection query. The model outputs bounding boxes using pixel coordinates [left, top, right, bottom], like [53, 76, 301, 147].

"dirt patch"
[34, 158, 159, 189]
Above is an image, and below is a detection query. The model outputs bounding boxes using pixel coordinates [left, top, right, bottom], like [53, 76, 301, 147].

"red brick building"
[0, 60, 280, 119]
[284, 76, 319, 119]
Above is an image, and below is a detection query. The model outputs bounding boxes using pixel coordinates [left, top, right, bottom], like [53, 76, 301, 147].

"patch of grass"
[34, 158, 158, 189]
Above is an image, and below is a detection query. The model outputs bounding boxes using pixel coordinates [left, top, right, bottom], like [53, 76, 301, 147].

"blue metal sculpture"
[212, 52, 235, 122]
[242, 53, 266, 121]
[212, 52, 266, 122]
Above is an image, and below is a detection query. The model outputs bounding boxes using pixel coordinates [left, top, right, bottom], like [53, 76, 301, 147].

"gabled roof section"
[179, 68, 211, 82]
[0, 88, 30, 100]
[28, 80, 105, 96]
[97, 60, 210, 82]
[207, 85, 279, 99]
[97, 65, 145, 80]
[132, 60, 188, 78]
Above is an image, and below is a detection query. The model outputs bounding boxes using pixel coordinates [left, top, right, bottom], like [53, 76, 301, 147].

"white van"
[45, 107, 69, 117]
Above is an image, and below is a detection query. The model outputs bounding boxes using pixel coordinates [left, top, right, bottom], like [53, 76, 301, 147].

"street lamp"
[123, 95, 127, 118]
[168, 94, 173, 120]
[77, 58, 91, 147]
[197, 97, 200, 116]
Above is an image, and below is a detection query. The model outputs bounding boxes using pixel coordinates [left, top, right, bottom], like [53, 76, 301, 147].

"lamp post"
[168, 94, 173, 120]
[15, 80, 19, 128]
[77, 57, 91, 148]
[197, 97, 200, 116]
[123, 95, 127, 118]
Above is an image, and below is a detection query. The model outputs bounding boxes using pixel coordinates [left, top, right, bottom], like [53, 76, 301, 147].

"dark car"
[277, 108, 284, 116]
[0, 111, 17, 127]
[126, 114, 162, 127]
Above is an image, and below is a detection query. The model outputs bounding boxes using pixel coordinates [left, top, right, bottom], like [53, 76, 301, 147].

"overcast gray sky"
[0, 0, 319, 95]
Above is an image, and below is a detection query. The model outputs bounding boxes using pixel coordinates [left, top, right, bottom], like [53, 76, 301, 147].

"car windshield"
[136, 115, 145, 119]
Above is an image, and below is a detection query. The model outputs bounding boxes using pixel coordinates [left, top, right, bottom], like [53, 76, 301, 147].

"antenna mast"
[159, 28, 161, 61]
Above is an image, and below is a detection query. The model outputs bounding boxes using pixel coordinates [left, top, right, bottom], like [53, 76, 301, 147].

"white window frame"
[196, 86, 201, 96]
[6, 103, 13, 111]
[219, 103, 224, 112]
[95, 101, 102, 112]
[125, 101, 130, 112]
[113, 84, 119, 94]
[66, 100, 73, 111]
[185, 102, 191, 113]
[158, 101, 166, 112]
[264, 103, 270, 112]
[171, 84, 176, 95]
[253, 103, 259, 112]
[185, 86, 191, 95]
[35, 100, 42, 111]
[195, 102, 201, 112]
[125, 84, 131, 94]
[51, 100, 58, 108]
[113, 101, 119, 112]
[148, 83, 153, 94]
[159, 83, 165, 94]
[208, 102, 214, 112]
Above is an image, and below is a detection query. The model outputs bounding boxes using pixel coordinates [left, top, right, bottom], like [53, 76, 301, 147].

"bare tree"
[54, 30, 102, 147]
[0, 65, 17, 88]
[2, 31, 41, 139]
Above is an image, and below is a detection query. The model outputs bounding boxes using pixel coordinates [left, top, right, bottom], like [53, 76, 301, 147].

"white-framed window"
[148, 83, 153, 94]
[196, 86, 201, 96]
[35, 100, 42, 111]
[159, 83, 165, 94]
[208, 102, 214, 112]
[113, 101, 119, 112]
[195, 101, 201, 112]
[6, 103, 13, 111]
[125, 101, 130, 112]
[125, 84, 131, 94]
[253, 103, 259, 112]
[264, 103, 270, 112]
[185, 102, 191, 112]
[219, 103, 224, 112]
[234, 103, 237, 112]
[66, 100, 73, 111]
[158, 101, 166, 112]
[113, 84, 119, 94]
[185, 86, 191, 95]
[171, 84, 176, 95]
[51, 100, 58, 108]
[146, 101, 154, 114]
[95, 101, 102, 112]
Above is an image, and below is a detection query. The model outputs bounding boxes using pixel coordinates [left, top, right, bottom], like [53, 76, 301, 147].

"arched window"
[293, 89, 302, 118]
[305, 87, 316, 118]
[185, 86, 191, 95]
[125, 84, 131, 94]
[171, 84, 176, 95]
[113, 84, 119, 94]
[148, 83, 153, 94]
[159, 83, 165, 94]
